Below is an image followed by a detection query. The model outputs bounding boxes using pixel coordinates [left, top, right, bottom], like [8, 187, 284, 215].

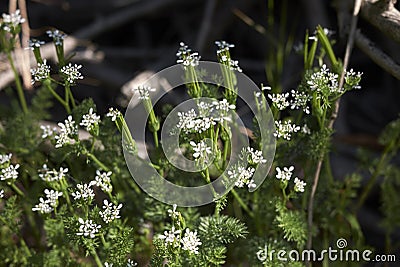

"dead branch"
[355, 30, 400, 80]
[360, 0, 400, 43]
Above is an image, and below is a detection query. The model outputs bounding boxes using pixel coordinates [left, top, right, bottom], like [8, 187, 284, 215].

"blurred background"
[1, 0, 400, 254]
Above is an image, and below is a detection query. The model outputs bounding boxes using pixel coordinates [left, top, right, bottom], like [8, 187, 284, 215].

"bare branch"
[355, 30, 400, 80]
[360, 0, 400, 43]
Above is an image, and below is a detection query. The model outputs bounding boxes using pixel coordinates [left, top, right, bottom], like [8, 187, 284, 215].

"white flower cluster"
[0, 153, 12, 165]
[39, 165, 68, 182]
[228, 165, 256, 189]
[32, 189, 63, 214]
[60, 63, 83, 84]
[80, 108, 100, 132]
[268, 93, 290, 110]
[0, 153, 19, 181]
[215, 40, 234, 52]
[167, 204, 180, 219]
[176, 42, 201, 67]
[28, 39, 45, 50]
[215, 40, 242, 72]
[307, 64, 343, 94]
[290, 90, 311, 114]
[133, 85, 156, 100]
[106, 107, 121, 121]
[243, 147, 267, 165]
[46, 29, 67, 46]
[31, 60, 51, 84]
[190, 140, 212, 161]
[274, 120, 300, 141]
[176, 99, 235, 134]
[54, 115, 78, 148]
[275, 166, 307, 192]
[1, 9, 25, 32]
[76, 218, 101, 238]
[40, 125, 57, 139]
[158, 226, 202, 254]
[345, 69, 363, 90]
[159, 226, 181, 246]
[0, 164, 20, 181]
[72, 183, 95, 201]
[275, 166, 294, 180]
[99, 199, 122, 223]
[181, 228, 202, 254]
[0, 189, 4, 198]
[227, 147, 268, 189]
[92, 170, 112, 193]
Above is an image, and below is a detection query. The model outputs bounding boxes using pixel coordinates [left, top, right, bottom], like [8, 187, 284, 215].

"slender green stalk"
[90, 247, 103, 267]
[7, 52, 28, 113]
[82, 148, 109, 171]
[10, 182, 25, 197]
[44, 80, 71, 113]
[356, 142, 393, 210]
[231, 189, 254, 218]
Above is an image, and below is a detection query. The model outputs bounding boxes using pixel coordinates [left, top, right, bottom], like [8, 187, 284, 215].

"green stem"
[65, 83, 76, 109]
[356, 142, 393, 210]
[7, 52, 28, 113]
[44, 80, 71, 113]
[10, 182, 25, 197]
[231, 189, 254, 217]
[90, 247, 103, 267]
[83, 149, 109, 171]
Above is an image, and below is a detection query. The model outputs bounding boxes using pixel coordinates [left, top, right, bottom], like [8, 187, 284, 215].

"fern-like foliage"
[275, 202, 307, 249]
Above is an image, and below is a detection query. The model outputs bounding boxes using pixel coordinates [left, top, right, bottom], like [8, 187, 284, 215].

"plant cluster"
[1, 8, 399, 267]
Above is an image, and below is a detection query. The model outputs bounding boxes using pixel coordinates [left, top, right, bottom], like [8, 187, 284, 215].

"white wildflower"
[60, 63, 83, 84]
[44, 189, 62, 207]
[28, 39, 45, 50]
[31, 60, 51, 84]
[245, 147, 267, 164]
[215, 40, 234, 52]
[167, 204, 180, 219]
[0, 189, 4, 198]
[290, 90, 311, 114]
[1, 10, 25, 32]
[181, 229, 202, 254]
[72, 183, 95, 201]
[176, 42, 191, 59]
[40, 125, 57, 139]
[32, 197, 53, 214]
[228, 165, 256, 188]
[190, 140, 212, 160]
[159, 226, 181, 246]
[0, 164, 20, 181]
[76, 218, 101, 238]
[80, 108, 100, 132]
[294, 177, 306, 192]
[0, 153, 12, 165]
[39, 165, 68, 182]
[133, 85, 156, 100]
[177, 52, 201, 67]
[274, 120, 300, 140]
[268, 93, 290, 110]
[55, 116, 77, 148]
[46, 29, 66, 46]
[92, 170, 112, 193]
[212, 98, 236, 111]
[106, 107, 121, 121]
[99, 199, 122, 223]
[275, 166, 294, 181]
[261, 84, 271, 91]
